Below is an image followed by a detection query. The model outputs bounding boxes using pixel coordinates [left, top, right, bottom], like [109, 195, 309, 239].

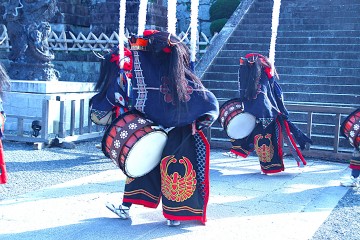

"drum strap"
[109, 117, 152, 165]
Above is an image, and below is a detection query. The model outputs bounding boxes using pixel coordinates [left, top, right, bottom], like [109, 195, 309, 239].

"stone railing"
[0, 24, 213, 54]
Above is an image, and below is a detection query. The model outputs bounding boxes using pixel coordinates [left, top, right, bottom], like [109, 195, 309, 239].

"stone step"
[279, 23, 360, 31]
[236, 23, 360, 31]
[216, 50, 360, 59]
[277, 75, 359, 85]
[240, 17, 360, 25]
[282, 92, 358, 105]
[230, 30, 271, 38]
[211, 57, 360, 68]
[214, 97, 357, 109]
[284, 100, 358, 109]
[280, 66, 360, 76]
[281, 3, 360, 11]
[289, 11, 360, 18]
[209, 89, 358, 105]
[206, 82, 359, 95]
[231, 30, 360, 38]
[277, 37, 360, 45]
[208, 64, 360, 77]
[282, 17, 360, 25]
[226, 37, 271, 44]
[227, 36, 360, 45]
[225, 43, 360, 52]
[280, 83, 360, 95]
[201, 72, 359, 85]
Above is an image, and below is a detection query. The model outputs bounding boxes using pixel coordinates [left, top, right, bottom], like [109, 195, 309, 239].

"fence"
[284, 104, 355, 159]
[4, 93, 103, 144]
[4, 90, 356, 161]
[0, 24, 213, 54]
[209, 104, 356, 160]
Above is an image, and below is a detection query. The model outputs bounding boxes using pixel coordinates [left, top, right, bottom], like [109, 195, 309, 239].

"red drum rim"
[341, 108, 360, 149]
[101, 110, 146, 157]
[218, 98, 243, 127]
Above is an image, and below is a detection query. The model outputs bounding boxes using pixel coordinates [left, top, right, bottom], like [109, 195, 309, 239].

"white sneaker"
[106, 203, 130, 219]
[222, 151, 239, 159]
[340, 176, 359, 187]
[167, 219, 181, 226]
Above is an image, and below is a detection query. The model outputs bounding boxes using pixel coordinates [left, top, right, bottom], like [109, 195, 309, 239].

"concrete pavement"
[0, 150, 352, 240]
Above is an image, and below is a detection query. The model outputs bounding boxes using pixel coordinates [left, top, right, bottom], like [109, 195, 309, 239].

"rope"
[167, 0, 177, 35]
[137, 0, 148, 36]
[190, 0, 199, 63]
[269, 0, 281, 75]
[118, 0, 127, 69]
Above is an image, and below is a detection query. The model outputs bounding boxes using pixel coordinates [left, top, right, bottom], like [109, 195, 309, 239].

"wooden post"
[306, 111, 313, 150]
[334, 113, 341, 153]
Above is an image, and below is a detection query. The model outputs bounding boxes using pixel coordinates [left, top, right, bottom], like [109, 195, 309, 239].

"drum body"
[341, 108, 360, 151]
[102, 111, 168, 178]
[219, 99, 256, 139]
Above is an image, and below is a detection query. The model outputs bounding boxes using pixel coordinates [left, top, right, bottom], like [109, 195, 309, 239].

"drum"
[341, 108, 360, 150]
[102, 111, 168, 178]
[219, 98, 256, 139]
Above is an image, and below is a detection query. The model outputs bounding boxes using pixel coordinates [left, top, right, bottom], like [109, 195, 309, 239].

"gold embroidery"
[160, 155, 197, 202]
[254, 133, 274, 163]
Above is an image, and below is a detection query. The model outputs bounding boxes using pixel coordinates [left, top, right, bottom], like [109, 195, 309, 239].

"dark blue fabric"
[131, 51, 219, 128]
[239, 71, 281, 120]
[237, 66, 312, 150]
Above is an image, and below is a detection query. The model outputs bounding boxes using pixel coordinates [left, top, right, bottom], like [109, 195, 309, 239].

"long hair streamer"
[167, 0, 177, 35]
[190, 0, 199, 64]
[137, 0, 148, 36]
[269, 0, 281, 75]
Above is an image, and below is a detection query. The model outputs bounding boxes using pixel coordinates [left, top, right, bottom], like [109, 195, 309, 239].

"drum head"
[125, 130, 168, 178]
[226, 113, 256, 139]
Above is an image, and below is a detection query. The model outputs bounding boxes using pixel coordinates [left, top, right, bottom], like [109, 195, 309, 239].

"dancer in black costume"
[92, 30, 219, 226]
[221, 53, 312, 174]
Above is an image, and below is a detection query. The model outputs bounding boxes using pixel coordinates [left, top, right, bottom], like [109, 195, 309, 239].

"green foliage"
[209, 0, 241, 21]
[210, 18, 228, 35]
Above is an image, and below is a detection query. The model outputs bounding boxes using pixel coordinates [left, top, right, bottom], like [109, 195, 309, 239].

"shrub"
[210, 18, 228, 35]
[209, 0, 241, 21]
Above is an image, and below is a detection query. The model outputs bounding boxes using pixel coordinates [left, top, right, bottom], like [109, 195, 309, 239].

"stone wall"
[85, 0, 168, 35]
[0, 0, 213, 35]
[53, 0, 91, 33]
[177, 0, 214, 37]
[0, 0, 214, 83]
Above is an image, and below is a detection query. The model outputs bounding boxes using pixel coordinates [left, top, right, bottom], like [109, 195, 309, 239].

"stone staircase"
[199, 0, 360, 154]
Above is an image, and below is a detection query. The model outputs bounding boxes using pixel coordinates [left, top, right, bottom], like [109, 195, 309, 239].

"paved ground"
[0, 139, 359, 240]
